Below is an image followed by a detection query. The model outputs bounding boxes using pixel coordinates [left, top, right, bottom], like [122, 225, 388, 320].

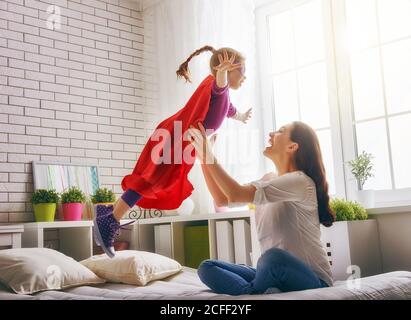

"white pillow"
[80, 250, 183, 286]
[0, 248, 105, 294]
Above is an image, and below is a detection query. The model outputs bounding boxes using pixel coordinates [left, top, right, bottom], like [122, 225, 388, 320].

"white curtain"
[143, 0, 266, 214]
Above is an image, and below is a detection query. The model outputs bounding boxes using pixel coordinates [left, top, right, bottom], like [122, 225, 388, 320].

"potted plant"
[91, 187, 116, 218]
[347, 150, 375, 208]
[320, 198, 382, 281]
[61, 186, 86, 221]
[331, 198, 369, 222]
[31, 189, 60, 222]
[91, 187, 116, 206]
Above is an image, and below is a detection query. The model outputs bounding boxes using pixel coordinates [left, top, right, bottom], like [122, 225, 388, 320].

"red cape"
[121, 75, 214, 210]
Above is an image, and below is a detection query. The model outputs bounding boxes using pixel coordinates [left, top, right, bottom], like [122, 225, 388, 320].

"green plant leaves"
[91, 188, 116, 204]
[330, 198, 368, 221]
[347, 151, 374, 189]
[350, 201, 368, 220]
[61, 186, 86, 204]
[30, 189, 60, 205]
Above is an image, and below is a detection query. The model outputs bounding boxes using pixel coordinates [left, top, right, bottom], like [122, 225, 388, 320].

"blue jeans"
[197, 247, 328, 296]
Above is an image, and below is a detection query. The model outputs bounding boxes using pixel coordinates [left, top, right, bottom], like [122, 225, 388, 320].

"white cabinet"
[0, 224, 24, 249]
[120, 210, 260, 268]
[19, 213, 383, 278]
[154, 224, 173, 258]
[320, 220, 382, 281]
[19, 211, 260, 268]
[22, 221, 94, 261]
[233, 219, 252, 265]
[215, 220, 235, 262]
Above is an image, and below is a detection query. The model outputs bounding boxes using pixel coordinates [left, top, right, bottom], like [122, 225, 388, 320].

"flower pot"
[355, 190, 375, 209]
[320, 220, 382, 281]
[62, 203, 84, 221]
[33, 203, 56, 222]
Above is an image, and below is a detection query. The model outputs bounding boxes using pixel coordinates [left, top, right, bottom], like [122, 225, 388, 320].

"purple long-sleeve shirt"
[202, 80, 237, 133]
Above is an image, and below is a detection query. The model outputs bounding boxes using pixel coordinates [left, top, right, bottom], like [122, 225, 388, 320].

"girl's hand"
[187, 123, 215, 164]
[213, 49, 242, 73]
[243, 108, 252, 122]
[233, 107, 253, 123]
[242, 108, 253, 123]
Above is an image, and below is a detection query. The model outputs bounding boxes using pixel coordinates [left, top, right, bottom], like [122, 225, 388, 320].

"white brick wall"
[0, 0, 160, 222]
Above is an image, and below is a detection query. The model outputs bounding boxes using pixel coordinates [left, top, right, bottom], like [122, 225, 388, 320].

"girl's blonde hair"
[176, 45, 245, 83]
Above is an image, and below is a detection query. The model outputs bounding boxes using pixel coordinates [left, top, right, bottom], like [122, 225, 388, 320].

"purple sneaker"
[93, 204, 135, 258]
[93, 205, 118, 258]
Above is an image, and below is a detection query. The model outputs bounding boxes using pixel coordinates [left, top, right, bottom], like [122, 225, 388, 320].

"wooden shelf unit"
[22, 221, 94, 261]
[19, 210, 261, 267]
[122, 210, 261, 267]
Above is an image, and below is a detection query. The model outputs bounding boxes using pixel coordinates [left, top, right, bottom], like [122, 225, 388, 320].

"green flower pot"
[33, 203, 56, 222]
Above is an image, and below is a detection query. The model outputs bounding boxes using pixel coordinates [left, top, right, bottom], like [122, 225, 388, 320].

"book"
[154, 224, 172, 258]
[233, 219, 252, 265]
[216, 220, 235, 263]
[184, 225, 209, 268]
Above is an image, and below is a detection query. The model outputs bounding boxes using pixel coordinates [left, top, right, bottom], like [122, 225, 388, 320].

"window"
[345, 0, 411, 191]
[256, 0, 342, 196]
[256, 0, 411, 205]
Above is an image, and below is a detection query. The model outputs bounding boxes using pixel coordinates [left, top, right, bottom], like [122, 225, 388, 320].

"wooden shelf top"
[122, 210, 253, 225]
[23, 220, 94, 229]
[0, 224, 24, 233]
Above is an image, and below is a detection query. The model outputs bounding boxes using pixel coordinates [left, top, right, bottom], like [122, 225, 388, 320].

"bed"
[1, 267, 411, 300]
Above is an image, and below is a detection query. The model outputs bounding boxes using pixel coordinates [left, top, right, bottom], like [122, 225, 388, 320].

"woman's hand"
[189, 122, 257, 204]
[187, 123, 215, 164]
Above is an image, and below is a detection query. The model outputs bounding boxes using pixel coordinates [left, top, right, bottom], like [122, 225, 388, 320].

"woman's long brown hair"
[290, 121, 335, 227]
[176, 45, 245, 83]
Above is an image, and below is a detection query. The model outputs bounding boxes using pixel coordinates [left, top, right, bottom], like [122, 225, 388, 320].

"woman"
[187, 121, 335, 295]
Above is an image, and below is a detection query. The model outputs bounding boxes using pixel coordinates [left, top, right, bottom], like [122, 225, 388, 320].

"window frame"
[330, 0, 411, 207]
[255, 0, 347, 199]
[255, 0, 411, 208]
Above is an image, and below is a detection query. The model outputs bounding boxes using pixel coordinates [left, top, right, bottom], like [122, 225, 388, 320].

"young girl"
[94, 45, 252, 258]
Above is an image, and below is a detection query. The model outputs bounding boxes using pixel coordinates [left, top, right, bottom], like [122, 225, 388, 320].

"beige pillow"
[0, 248, 105, 294]
[80, 250, 183, 286]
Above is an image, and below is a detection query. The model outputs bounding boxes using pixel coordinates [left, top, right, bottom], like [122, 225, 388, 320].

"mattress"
[1, 268, 411, 300]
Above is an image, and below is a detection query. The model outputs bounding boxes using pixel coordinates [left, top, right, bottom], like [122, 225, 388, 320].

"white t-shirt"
[244, 171, 333, 287]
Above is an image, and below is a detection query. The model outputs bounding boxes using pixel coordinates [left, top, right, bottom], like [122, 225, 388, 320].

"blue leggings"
[197, 247, 328, 296]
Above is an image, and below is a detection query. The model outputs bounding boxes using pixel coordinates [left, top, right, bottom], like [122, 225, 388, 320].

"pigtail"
[176, 45, 216, 83]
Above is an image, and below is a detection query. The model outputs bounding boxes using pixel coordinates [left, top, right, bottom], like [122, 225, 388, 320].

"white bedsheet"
[1, 268, 411, 300]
